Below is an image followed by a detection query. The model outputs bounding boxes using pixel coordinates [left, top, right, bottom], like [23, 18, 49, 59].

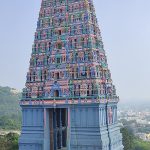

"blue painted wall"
[19, 103, 123, 150]
[19, 107, 44, 150]
[70, 103, 123, 150]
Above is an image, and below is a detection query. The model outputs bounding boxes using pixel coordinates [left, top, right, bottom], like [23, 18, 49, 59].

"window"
[58, 30, 62, 35]
[86, 85, 89, 96]
[81, 66, 86, 77]
[58, 43, 62, 49]
[74, 39, 77, 48]
[57, 57, 61, 64]
[47, 56, 49, 65]
[44, 71, 47, 80]
[55, 72, 60, 79]
[33, 72, 36, 81]
[54, 90, 59, 97]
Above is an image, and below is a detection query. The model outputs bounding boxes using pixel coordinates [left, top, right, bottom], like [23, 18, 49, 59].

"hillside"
[0, 86, 21, 130]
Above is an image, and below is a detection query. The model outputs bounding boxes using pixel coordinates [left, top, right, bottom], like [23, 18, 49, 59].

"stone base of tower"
[19, 104, 123, 150]
[19, 106, 45, 150]
[70, 104, 123, 150]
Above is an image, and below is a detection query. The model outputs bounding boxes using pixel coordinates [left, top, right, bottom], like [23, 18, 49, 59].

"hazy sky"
[0, 0, 150, 102]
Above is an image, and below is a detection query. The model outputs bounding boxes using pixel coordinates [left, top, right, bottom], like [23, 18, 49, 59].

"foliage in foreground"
[133, 138, 150, 150]
[0, 133, 19, 150]
[121, 127, 150, 150]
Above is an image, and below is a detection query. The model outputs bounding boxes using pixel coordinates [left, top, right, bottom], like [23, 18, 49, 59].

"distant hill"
[0, 86, 21, 130]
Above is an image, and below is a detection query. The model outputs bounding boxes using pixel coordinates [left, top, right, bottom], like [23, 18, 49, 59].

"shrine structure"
[19, 0, 123, 150]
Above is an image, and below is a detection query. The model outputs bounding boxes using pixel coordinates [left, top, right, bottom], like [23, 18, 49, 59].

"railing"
[20, 96, 119, 106]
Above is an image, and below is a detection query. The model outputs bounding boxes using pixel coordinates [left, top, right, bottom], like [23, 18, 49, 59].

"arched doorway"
[54, 90, 59, 97]
[55, 72, 60, 79]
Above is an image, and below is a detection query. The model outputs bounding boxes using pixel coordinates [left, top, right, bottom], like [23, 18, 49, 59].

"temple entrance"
[49, 108, 68, 150]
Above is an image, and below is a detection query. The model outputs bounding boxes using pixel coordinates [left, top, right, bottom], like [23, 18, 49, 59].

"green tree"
[121, 127, 134, 150]
[5, 133, 19, 150]
[121, 127, 150, 150]
[0, 133, 19, 150]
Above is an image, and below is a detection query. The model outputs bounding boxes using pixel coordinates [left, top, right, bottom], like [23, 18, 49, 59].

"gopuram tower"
[19, 0, 123, 150]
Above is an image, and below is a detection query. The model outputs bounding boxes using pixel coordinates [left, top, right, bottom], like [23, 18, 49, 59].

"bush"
[0, 133, 19, 150]
[121, 127, 150, 150]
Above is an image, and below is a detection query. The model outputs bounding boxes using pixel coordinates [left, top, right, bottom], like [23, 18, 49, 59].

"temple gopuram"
[19, 0, 123, 150]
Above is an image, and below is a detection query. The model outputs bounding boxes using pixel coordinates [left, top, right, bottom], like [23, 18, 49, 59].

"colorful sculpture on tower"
[19, 0, 123, 149]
